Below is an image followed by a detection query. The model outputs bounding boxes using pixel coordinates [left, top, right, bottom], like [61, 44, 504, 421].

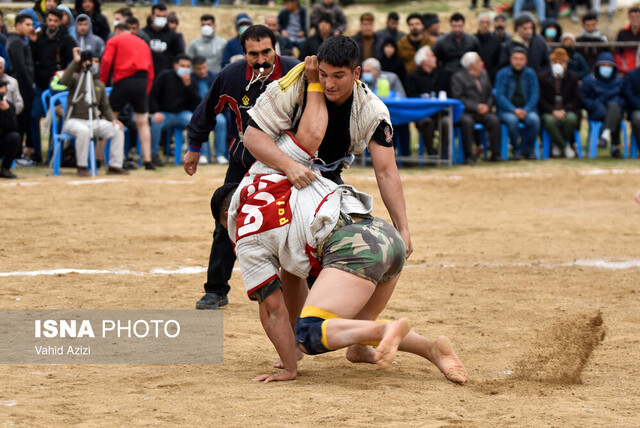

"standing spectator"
[31, 8, 76, 164]
[376, 37, 406, 85]
[540, 18, 562, 44]
[576, 11, 608, 70]
[61, 48, 128, 176]
[398, 13, 432, 74]
[0, 9, 9, 37]
[33, 0, 60, 27]
[560, 33, 590, 80]
[615, 7, 640, 75]
[538, 48, 582, 158]
[185, 25, 299, 310]
[405, 46, 449, 156]
[470, 0, 491, 10]
[125, 16, 149, 45]
[100, 23, 155, 169]
[452, 52, 502, 162]
[422, 13, 441, 45]
[351, 13, 379, 64]
[493, 13, 512, 47]
[433, 13, 480, 92]
[0, 80, 20, 179]
[513, 0, 546, 22]
[222, 13, 252, 69]
[149, 54, 200, 166]
[476, 13, 502, 83]
[375, 12, 405, 42]
[167, 12, 185, 52]
[499, 14, 550, 72]
[495, 47, 541, 160]
[311, 0, 346, 36]
[74, 14, 104, 58]
[6, 14, 34, 157]
[581, 52, 625, 157]
[0, 57, 24, 115]
[265, 16, 293, 57]
[57, 5, 75, 38]
[112, 7, 132, 27]
[73, 0, 109, 42]
[143, 3, 184, 76]
[298, 14, 332, 59]
[188, 14, 226, 73]
[622, 47, 640, 156]
[191, 56, 228, 165]
[278, 0, 307, 49]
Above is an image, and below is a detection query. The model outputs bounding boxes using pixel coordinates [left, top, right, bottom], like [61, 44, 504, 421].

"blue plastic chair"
[164, 128, 185, 165]
[588, 120, 628, 158]
[500, 122, 541, 160]
[41, 89, 51, 115]
[453, 123, 488, 163]
[628, 132, 640, 159]
[541, 129, 583, 159]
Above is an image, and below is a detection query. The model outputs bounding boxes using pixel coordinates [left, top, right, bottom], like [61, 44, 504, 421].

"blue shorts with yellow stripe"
[295, 306, 338, 355]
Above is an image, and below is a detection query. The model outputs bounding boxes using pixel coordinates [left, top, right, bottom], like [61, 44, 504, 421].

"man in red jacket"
[99, 22, 155, 169]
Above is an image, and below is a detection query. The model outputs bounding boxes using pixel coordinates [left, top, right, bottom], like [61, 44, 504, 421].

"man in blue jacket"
[495, 47, 540, 160]
[622, 47, 640, 155]
[581, 52, 625, 157]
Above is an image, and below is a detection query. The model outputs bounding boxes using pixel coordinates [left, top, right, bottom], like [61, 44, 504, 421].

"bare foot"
[430, 336, 467, 384]
[346, 344, 377, 364]
[273, 348, 304, 369]
[375, 318, 411, 370]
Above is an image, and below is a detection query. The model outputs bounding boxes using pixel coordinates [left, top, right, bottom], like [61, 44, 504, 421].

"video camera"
[80, 50, 94, 68]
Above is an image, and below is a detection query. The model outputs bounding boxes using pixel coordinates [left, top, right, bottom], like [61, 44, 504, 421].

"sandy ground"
[1, 161, 640, 426]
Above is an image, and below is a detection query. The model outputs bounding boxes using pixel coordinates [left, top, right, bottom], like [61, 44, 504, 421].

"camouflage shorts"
[321, 217, 406, 285]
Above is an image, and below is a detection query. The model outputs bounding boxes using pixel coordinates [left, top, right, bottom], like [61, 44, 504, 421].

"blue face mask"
[361, 72, 374, 84]
[544, 27, 557, 39]
[238, 25, 249, 35]
[177, 67, 190, 77]
[599, 65, 614, 79]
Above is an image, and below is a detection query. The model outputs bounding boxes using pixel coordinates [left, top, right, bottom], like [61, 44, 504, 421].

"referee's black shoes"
[196, 293, 229, 310]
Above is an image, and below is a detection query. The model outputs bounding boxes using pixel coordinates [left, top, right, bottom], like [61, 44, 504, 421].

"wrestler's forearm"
[295, 91, 327, 154]
[259, 290, 298, 374]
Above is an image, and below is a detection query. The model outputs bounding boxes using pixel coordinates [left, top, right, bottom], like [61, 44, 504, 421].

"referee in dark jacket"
[185, 25, 299, 310]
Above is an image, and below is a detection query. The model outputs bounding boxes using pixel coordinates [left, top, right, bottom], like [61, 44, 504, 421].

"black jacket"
[142, 25, 184, 77]
[476, 31, 502, 84]
[149, 69, 200, 114]
[0, 101, 18, 134]
[405, 67, 447, 98]
[376, 41, 407, 86]
[73, 0, 110, 41]
[32, 27, 76, 89]
[499, 34, 550, 73]
[537, 69, 582, 115]
[5, 33, 34, 93]
[351, 32, 380, 64]
[433, 32, 480, 91]
[298, 33, 328, 60]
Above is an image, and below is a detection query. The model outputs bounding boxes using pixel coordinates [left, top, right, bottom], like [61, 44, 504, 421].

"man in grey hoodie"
[74, 14, 104, 59]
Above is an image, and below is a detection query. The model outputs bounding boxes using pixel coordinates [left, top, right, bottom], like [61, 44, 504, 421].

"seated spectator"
[581, 52, 626, 157]
[265, 16, 293, 57]
[622, 47, 640, 155]
[351, 13, 380, 64]
[476, 13, 502, 84]
[298, 14, 332, 59]
[0, 57, 24, 116]
[143, 4, 184, 76]
[560, 33, 590, 80]
[167, 12, 185, 52]
[576, 11, 608, 70]
[451, 52, 502, 162]
[615, 7, 640, 74]
[422, 13, 440, 46]
[361, 57, 405, 96]
[74, 14, 104, 59]
[405, 46, 449, 156]
[538, 48, 582, 158]
[73, 0, 109, 42]
[57, 5, 75, 38]
[493, 13, 512, 47]
[495, 47, 541, 160]
[0, 80, 20, 179]
[513, 0, 546, 22]
[469, 0, 491, 10]
[278, 0, 307, 49]
[149, 54, 200, 166]
[433, 13, 480, 92]
[191, 56, 228, 165]
[311, 0, 346, 36]
[125, 16, 150, 45]
[398, 13, 432, 74]
[188, 14, 226, 73]
[376, 12, 405, 42]
[33, 0, 60, 28]
[500, 14, 550, 73]
[376, 37, 406, 85]
[540, 18, 562, 44]
[222, 13, 252, 69]
[60, 48, 128, 176]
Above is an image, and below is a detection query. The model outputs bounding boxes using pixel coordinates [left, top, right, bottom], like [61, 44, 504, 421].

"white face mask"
[551, 63, 564, 78]
[201, 25, 214, 37]
[153, 17, 167, 28]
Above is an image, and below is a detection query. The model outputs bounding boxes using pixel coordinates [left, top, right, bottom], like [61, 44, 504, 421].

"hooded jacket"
[540, 18, 562, 43]
[376, 37, 406, 85]
[73, 0, 109, 42]
[32, 24, 76, 89]
[622, 50, 640, 113]
[499, 20, 550, 73]
[57, 5, 76, 38]
[74, 13, 104, 58]
[580, 52, 625, 120]
[33, 0, 61, 27]
[142, 24, 184, 76]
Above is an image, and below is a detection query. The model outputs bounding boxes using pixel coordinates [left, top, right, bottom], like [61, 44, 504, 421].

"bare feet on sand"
[346, 344, 378, 364]
[375, 318, 411, 370]
[430, 336, 467, 384]
[273, 348, 304, 369]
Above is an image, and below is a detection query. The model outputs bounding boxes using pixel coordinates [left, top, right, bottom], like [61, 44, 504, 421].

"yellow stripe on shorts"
[300, 306, 339, 320]
[320, 319, 336, 351]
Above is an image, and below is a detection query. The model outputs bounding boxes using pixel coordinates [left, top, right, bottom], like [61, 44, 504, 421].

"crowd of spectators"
[1, 1, 640, 177]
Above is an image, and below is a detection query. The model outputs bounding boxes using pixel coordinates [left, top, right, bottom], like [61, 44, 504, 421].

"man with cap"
[298, 13, 332, 59]
[398, 13, 432, 74]
[538, 47, 582, 158]
[222, 13, 253, 69]
[499, 14, 549, 73]
[559, 33, 589, 80]
[375, 12, 406, 42]
[423, 13, 441, 45]
[495, 46, 541, 160]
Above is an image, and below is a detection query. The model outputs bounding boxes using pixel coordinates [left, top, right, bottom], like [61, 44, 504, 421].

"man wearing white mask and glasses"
[142, 3, 184, 77]
[188, 14, 227, 73]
